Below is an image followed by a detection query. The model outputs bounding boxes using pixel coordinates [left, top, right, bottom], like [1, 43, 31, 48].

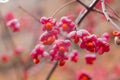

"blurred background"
[0, 0, 120, 80]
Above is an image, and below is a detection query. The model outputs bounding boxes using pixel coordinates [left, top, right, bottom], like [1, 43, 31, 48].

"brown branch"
[46, 61, 58, 80]
[75, 0, 99, 26]
[76, 0, 120, 26]
[76, 0, 89, 9]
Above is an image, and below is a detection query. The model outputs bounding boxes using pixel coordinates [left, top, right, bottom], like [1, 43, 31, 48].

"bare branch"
[46, 61, 58, 80]
[101, 0, 120, 31]
[75, 0, 99, 26]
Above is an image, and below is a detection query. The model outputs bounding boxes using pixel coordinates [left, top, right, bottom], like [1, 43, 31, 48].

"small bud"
[114, 36, 120, 45]
[78, 72, 91, 80]
[14, 47, 23, 56]
[59, 60, 66, 66]
[102, 32, 110, 41]
[33, 58, 40, 64]
[1, 54, 9, 63]
[70, 50, 79, 62]
[84, 54, 96, 65]
[113, 31, 120, 36]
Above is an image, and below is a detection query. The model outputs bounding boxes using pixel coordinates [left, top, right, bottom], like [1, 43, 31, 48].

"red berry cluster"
[68, 30, 110, 64]
[30, 16, 110, 66]
[68, 30, 110, 55]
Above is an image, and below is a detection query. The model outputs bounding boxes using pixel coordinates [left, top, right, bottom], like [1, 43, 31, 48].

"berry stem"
[18, 6, 40, 23]
[46, 61, 58, 80]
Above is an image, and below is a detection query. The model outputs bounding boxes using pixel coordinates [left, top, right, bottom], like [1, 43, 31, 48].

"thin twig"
[101, 0, 120, 31]
[19, 6, 40, 23]
[51, 0, 76, 17]
[19, 1, 120, 28]
[105, 3, 120, 18]
[93, 8, 120, 21]
[75, 0, 99, 26]
[76, 0, 120, 22]
[46, 61, 58, 80]
[77, 0, 120, 29]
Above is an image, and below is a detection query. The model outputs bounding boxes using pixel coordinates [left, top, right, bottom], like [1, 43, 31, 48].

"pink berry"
[39, 31, 58, 45]
[14, 47, 23, 56]
[102, 32, 110, 41]
[58, 16, 76, 33]
[80, 34, 97, 52]
[4, 12, 20, 32]
[70, 50, 79, 62]
[40, 17, 56, 31]
[1, 54, 9, 63]
[84, 54, 96, 65]
[96, 38, 110, 55]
